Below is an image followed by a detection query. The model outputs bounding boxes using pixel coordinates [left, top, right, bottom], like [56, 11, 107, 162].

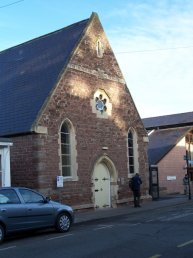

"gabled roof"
[148, 126, 192, 165]
[143, 111, 193, 130]
[0, 16, 90, 136]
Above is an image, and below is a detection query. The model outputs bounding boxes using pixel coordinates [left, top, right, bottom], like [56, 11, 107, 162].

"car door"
[0, 189, 28, 232]
[18, 188, 55, 228]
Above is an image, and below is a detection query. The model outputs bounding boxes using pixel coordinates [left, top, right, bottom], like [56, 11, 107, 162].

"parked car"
[0, 187, 74, 243]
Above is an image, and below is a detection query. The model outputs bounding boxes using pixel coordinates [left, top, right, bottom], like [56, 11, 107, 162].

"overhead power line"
[115, 45, 193, 54]
[0, 0, 24, 9]
[1, 44, 193, 64]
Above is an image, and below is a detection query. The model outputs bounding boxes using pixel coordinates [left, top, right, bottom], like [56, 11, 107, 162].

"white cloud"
[107, 0, 193, 118]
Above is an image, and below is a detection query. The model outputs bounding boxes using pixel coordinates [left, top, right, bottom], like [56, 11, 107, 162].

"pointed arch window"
[128, 129, 139, 174]
[61, 122, 71, 177]
[60, 120, 78, 181]
[96, 39, 104, 58]
[128, 130, 134, 174]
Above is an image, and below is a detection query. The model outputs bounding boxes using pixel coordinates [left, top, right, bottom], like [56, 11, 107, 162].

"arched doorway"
[92, 156, 118, 209]
[93, 163, 110, 208]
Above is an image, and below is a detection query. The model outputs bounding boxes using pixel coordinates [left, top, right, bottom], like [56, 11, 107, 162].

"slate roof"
[143, 112, 193, 165]
[0, 17, 89, 136]
[148, 126, 192, 164]
[143, 111, 193, 130]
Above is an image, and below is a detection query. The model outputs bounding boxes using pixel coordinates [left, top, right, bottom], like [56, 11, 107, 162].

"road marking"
[94, 225, 113, 231]
[177, 239, 193, 248]
[0, 246, 16, 251]
[47, 233, 73, 241]
[149, 254, 162, 258]
[146, 219, 154, 222]
[129, 223, 141, 226]
[160, 212, 193, 222]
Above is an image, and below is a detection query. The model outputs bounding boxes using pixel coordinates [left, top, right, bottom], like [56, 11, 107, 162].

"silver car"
[0, 187, 74, 243]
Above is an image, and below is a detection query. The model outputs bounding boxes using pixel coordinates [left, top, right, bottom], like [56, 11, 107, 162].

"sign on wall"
[167, 176, 176, 181]
[57, 176, 63, 188]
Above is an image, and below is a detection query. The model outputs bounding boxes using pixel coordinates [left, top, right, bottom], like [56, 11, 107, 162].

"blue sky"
[1, 0, 193, 118]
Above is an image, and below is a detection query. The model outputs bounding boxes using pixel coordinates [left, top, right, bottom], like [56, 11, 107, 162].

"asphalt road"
[1, 202, 193, 258]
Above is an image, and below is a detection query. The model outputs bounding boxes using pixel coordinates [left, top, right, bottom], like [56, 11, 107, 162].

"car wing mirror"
[45, 196, 51, 203]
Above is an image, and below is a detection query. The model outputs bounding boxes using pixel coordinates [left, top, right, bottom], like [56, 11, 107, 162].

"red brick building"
[0, 13, 149, 209]
[143, 112, 193, 196]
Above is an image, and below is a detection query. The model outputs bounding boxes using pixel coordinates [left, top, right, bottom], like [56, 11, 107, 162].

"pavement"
[74, 194, 193, 224]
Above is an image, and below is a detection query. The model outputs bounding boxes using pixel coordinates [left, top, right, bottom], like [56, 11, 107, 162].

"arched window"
[96, 39, 104, 58]
[128, 129, 139, 174]
[128, 130, 134, 174]
[61, 122, 71, 177]
[60, 120, 78, 180]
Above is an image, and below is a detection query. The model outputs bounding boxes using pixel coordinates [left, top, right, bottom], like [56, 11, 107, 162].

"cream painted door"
[93, 163, 110, 208]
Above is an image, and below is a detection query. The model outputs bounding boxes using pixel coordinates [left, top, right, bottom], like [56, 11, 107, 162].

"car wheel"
[0, 224, 5, 244]
[55, 213, 71, 233]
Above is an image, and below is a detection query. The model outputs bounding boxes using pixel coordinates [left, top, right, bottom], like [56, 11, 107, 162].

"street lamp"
[184, 151, 191, 200]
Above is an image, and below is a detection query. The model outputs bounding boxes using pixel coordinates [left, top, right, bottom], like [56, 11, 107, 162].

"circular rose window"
[95, 94, 107, 113]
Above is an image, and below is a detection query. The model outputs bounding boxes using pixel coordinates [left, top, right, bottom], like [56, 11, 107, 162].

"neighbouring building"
[143, 112, 193, 196]
[0, 13, 150, 209]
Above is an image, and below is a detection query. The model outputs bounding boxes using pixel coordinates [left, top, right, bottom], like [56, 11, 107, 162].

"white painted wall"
[0, 142, 12, 187]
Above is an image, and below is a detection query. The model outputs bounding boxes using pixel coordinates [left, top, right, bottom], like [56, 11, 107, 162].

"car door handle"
[1, 209, 6, 212]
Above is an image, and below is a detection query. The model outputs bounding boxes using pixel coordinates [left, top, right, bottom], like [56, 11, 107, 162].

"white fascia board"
[0, 142, 13, 146]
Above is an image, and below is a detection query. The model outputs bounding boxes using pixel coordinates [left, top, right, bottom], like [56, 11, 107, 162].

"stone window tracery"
[95, 94, 107, 114]
[91, 89, 112, 119]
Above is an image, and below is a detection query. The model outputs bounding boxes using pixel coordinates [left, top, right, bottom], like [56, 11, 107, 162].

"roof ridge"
[143, 111, 193, 120]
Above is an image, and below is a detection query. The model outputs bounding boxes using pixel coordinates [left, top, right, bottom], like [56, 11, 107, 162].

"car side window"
[0, 189, 20, 204]
[19, 189, 45, 203]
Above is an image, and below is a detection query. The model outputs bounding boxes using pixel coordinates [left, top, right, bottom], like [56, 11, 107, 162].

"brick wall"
[158, 137, 187, 195]
[11, 134, 41, 189]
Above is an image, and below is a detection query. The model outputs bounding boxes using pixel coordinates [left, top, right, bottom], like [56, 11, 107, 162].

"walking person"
[183, 174, 189, 195]
[130, 173, 142, 207]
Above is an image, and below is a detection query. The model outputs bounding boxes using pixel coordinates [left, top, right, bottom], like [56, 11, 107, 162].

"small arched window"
[60, 122, 71, 177]
[96, 39, 104, 58]
[128, 129, 139, 174]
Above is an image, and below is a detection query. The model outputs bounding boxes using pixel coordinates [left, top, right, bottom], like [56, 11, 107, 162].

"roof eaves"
[0, 137, 13, 146]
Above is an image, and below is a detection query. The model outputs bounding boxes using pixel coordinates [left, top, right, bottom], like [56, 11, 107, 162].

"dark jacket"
[131, 174, 142, 191]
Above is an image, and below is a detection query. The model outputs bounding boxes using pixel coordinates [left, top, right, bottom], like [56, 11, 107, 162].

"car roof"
[0, 187, 35, 191]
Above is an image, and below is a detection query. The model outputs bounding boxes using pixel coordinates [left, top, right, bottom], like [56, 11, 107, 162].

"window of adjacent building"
[186, 132, 193, 165]
[128, 128, 139, 175]
[59, 120, 78, 181]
